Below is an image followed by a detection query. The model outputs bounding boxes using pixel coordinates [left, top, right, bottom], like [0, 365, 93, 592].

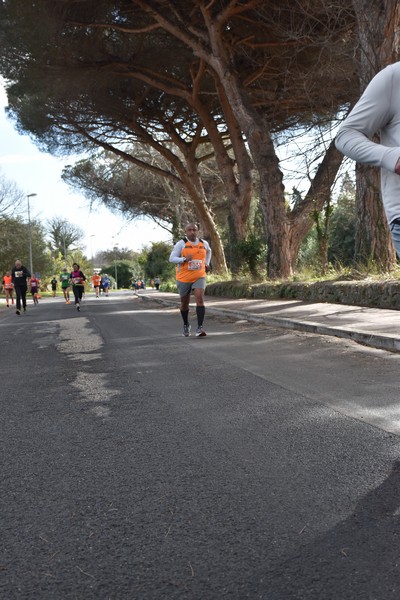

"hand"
[205, 264, 211, 273]
[395, 157, 400, 175]
[185, 254, 193, 261]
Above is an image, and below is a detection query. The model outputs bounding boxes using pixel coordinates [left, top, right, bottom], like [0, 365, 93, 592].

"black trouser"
[73, 285, 84, 304]
[15, 285, 27, 310]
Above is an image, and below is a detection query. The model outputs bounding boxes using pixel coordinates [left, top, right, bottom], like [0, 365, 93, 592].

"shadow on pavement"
[265, 458, 400, 599]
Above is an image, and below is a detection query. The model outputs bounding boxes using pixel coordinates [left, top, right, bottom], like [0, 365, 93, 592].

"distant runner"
[60, 267, 71, 304]
[29, 275, 40, 305]
[101, 274, 111, 296]
[11, 259, 31, 315]
[2, 271, 14, 307]
[50, 276, 58, 297]
[92, 273, 101, 298]
[71, 263, 86, 311]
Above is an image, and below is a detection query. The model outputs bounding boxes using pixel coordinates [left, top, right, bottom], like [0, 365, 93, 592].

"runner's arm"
[204, 242, 212, 266]
[335, 65, 400, 172]
[169, 240, 186, 264]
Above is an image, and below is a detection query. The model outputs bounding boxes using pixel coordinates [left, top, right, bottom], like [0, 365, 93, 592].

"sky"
[0, 79, 172, 258]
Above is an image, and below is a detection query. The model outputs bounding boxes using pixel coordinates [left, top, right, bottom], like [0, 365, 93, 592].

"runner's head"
[15, 259, 22, 268]
[185, 223, 199, 242]
[72, 263, 79, 270]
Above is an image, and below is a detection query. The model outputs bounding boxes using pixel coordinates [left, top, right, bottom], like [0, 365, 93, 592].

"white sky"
[0, 79, 172, 257]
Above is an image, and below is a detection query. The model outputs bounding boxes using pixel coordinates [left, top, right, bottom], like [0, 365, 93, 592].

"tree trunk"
[212, 76, 254, 241]
[253, 127, 292, 278]
[351, 0, 399, 269]
[288, 140, 345, 269]
[354, 163, 396, 266]
[192, 82, 253, 257]
[198, 19, 343, 278]
[130, 1, 361, 277]
[80, 124, 229, 274]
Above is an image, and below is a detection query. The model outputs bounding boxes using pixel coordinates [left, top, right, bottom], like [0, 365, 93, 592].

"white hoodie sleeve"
[169, 240, 186, 264]
[335, 64, 400, 173]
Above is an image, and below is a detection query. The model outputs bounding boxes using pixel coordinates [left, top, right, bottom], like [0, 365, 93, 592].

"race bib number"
[15, 271, 23, 278]
[188, 260, 202, 270]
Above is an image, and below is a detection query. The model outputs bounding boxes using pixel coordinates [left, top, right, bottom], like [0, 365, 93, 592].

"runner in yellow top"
[169, 223, 212, 337]
[2, 272, 14, 307]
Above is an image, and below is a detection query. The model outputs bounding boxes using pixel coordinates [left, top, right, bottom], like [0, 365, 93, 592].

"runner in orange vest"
[2, 271, 14, 307]
[169, 223, 212, 337]
[92, 273, 101, 297]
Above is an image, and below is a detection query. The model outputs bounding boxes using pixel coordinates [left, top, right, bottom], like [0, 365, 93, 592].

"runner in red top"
[30, 275, 40, 305]
[71, 263, 86, 311]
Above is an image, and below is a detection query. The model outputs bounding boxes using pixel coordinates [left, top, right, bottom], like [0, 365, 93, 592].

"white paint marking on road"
[56, 317, 116, 419]
[57, 317, 103, 359]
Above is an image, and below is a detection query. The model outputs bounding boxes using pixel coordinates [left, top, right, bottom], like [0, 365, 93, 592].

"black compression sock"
[180, 309, 189, 325]
[196, 306, 205, 327]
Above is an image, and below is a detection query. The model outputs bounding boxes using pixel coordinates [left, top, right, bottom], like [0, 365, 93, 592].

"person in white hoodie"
[335, 62, 400, 256]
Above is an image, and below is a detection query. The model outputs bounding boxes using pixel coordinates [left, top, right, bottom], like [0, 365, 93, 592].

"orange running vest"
[176, 239, 207, 283]
[3, 275, 13, 289]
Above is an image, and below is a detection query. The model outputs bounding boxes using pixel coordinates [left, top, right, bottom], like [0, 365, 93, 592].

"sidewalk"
[137, 290, 400, 353]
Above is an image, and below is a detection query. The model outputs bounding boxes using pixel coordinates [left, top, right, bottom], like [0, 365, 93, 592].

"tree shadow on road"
[264, 458, 400, 599]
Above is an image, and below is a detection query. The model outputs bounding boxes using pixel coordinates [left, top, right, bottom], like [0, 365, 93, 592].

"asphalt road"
[1, 291, 400, 599]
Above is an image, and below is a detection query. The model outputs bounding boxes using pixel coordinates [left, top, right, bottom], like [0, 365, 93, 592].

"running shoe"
[195, 326, 207, 337]
[76, 303, 80, 311]
[182, 324, 191, 337]
[16, 309, 20, 315]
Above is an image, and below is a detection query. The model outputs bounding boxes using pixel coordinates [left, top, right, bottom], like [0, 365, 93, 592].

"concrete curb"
[137, 293, 400, 353]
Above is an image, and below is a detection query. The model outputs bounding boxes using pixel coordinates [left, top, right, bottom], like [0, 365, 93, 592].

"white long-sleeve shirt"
[169, 238, 212, 265]
[335, 62, 400, 224]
